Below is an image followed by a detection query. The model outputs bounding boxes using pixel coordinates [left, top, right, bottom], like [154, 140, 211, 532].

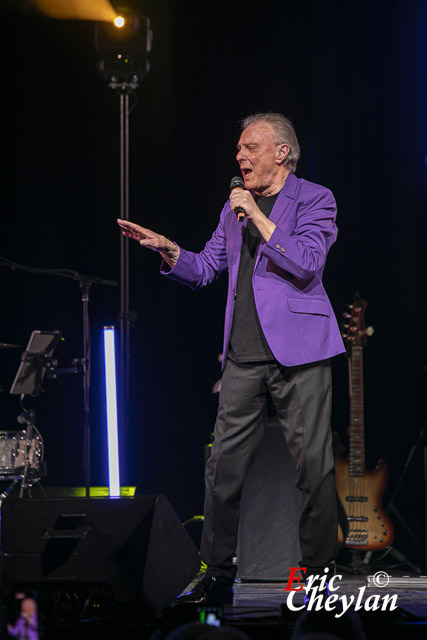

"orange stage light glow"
[29, 0, 117, 22]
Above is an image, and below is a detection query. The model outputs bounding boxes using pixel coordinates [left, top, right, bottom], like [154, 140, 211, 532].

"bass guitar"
[335, 295, 394, 550]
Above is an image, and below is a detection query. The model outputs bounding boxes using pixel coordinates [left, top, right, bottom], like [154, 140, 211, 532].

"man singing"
[118, 112, 345, 605]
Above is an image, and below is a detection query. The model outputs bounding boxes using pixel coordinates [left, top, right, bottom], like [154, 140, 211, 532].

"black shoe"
[175, 575, 234, 605]
[303, 566, 333, 605]
[304, 578, 331, 605]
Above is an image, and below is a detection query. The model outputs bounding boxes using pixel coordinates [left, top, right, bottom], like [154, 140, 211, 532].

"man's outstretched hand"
[117, 219, 180, 267]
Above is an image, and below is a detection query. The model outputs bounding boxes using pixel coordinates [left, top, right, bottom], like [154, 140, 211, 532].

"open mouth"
[241, 168, 253, 178]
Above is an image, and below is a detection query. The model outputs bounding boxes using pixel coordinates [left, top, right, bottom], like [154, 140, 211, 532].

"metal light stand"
[113, 77, 139, 448]
[95, 14, 152, 471]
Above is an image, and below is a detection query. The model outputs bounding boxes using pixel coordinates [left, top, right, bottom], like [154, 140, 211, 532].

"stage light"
[114, 16, 125, 28]
[95, 12, 152, 86]
[103, 326, 120, 497]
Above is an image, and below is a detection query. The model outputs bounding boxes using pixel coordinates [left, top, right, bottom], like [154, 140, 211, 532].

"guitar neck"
[348, 345, 365, 475]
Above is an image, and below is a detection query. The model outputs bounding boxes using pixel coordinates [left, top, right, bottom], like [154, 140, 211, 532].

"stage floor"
[154, 567, 427, 639]
[233, 572, 427, 614]
[37, 571, 427, 639]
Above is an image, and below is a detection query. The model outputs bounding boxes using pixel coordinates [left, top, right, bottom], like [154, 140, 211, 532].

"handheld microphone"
[230, 176, 246, 222]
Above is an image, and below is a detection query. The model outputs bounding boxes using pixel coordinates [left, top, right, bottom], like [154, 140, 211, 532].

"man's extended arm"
[117, 219, 180, 268]
[117, 211, 228, 290]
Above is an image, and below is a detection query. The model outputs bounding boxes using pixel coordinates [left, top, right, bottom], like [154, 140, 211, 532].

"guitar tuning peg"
[366, 326, 374, 336]
[341, 334, 348, 339]
[346, 304, 353, 309]
[342, 312, 351, 318]
[342, 323, 349, 329]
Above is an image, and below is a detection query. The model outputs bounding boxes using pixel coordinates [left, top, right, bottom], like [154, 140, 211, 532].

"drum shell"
[0, 431, 42, 473]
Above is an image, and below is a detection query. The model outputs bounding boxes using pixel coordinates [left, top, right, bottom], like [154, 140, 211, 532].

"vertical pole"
[81, 281, 91, 497]
[119, 92, 130, 464]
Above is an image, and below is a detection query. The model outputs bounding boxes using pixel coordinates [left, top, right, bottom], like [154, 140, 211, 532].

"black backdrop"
[0, 0, 426, 567]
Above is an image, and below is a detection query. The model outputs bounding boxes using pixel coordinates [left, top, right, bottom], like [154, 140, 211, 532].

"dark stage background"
[0, 1, 426, 568]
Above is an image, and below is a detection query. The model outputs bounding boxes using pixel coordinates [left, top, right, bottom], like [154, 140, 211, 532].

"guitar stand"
[337, 545, 422, 575]
[383, 417, 427, 574]
[384, 546, 422, 574]
[336, 550, 372, 575]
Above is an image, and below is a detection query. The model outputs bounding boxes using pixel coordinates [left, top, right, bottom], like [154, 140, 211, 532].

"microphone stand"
[0, 256, 118, 497]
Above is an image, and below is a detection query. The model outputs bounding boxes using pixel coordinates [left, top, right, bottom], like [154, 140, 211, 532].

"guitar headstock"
[341, 294, 374, 349]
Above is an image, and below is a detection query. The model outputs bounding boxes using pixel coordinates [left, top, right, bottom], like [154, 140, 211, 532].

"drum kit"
[0, 332, 61, 503]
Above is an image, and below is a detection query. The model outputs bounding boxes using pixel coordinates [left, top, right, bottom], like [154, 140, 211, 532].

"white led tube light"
[103, 326, 120, 497]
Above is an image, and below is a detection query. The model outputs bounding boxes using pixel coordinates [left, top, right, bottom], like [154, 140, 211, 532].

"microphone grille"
[230, 176, 245, 190]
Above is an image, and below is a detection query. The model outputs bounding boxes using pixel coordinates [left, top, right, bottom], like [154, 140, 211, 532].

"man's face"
[21, 598, 36, 616]
[236, 122, 288, 194]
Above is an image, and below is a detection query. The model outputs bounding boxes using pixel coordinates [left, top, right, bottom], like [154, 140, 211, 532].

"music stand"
[10, 330, 62, 397]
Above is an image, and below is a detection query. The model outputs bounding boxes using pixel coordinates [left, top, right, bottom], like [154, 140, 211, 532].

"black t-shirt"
[228, 193, 279, 363]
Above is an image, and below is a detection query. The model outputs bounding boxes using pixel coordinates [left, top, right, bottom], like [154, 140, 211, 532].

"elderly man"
[118, 112, 345, 605]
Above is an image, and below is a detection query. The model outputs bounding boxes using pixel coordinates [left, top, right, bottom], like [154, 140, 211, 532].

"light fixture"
[103, 326, 120, 497]
[95, 11, 152, 86]
[114, 16, 125, 28]
[95, 10, 152, 467]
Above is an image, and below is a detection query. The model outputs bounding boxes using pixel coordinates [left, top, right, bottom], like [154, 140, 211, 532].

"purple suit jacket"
[162, 173, 345, 367]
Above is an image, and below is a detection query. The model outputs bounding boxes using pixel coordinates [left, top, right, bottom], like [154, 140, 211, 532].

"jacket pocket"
[288, 297, 329, 316]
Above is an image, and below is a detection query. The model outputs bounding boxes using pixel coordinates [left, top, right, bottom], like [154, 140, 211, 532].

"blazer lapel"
[269, 172, 297, 225]
[254, 173, 298, 268]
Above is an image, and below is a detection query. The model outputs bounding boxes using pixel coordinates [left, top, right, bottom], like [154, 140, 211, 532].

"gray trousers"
[200, 357, 338, 580]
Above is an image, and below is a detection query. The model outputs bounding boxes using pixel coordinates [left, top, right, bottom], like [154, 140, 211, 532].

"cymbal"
[0, 343, 21, 349]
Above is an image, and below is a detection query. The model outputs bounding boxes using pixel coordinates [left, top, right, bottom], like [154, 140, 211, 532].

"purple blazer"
[162, 173, 345, 367]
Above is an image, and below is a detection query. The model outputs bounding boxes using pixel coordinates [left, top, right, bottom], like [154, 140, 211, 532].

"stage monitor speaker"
[0, 495, 200, 613]
[237, 418, 301, 581]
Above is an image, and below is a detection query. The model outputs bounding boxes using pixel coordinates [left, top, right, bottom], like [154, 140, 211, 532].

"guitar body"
[335, 452, 393, 550]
